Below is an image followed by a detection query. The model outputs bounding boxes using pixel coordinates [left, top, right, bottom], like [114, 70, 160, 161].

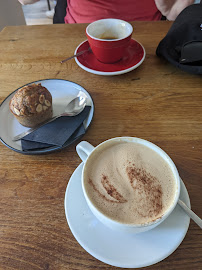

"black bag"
[156, 3, 202, 75]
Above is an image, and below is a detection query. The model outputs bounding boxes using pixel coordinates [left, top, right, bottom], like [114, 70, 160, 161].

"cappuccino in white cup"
[76, 137, 180, 233]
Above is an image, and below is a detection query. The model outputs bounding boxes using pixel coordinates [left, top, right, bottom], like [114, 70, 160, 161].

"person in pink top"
[19, 0, 194, 23]
[64, 0, 162, 23]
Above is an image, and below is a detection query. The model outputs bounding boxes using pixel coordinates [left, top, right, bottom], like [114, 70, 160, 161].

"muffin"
[9, 83, 53, 128]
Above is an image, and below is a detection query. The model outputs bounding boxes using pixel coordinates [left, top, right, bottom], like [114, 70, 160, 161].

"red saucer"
[75, 39, 145, 75]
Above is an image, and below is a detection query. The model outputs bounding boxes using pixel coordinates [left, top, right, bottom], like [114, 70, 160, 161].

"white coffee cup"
[76, 137, 180, 233]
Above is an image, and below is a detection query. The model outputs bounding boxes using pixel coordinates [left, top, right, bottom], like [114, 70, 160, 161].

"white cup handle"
[76, 141, 95, 163]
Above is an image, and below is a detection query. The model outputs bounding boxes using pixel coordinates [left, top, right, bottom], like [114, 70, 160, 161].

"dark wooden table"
[0, 22, 201, 270]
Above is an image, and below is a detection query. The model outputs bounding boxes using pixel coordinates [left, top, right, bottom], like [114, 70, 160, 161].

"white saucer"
[64, 163, 190, 268]
[0, 79, 94, 154]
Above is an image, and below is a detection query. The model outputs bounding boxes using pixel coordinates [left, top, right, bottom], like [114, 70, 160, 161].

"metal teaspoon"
[12, 95, 87, 141]
[178, 199, 202, 229]
[61, 47, 92, 63]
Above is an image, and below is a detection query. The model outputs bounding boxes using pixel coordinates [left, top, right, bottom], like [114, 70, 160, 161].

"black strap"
[53, 0, 67, 24]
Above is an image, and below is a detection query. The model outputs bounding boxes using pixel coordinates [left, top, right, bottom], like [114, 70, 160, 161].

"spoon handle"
[178, 199, 202, 229]
[60, 47, 91, 63]
[12, 115, 60, 141]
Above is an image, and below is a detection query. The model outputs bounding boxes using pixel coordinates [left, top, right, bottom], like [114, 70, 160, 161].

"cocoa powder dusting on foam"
[88, 175, 127, 203]
[126, 164, 163, 218]
[101, 175, 127, 203]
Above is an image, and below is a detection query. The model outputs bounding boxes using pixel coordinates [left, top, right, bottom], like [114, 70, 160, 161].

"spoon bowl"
[62, 95, 87, 116]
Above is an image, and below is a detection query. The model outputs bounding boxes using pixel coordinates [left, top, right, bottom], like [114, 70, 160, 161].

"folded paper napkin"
[21, 106, 91, 151]
[156, 3, 202, 75]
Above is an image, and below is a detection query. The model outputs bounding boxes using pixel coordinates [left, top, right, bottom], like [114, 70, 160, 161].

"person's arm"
[18, 0, 40, 5]
[155, 0, 195, 20]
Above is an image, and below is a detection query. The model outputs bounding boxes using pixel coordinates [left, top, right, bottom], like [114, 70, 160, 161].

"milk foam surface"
[84, 141, 176, 224]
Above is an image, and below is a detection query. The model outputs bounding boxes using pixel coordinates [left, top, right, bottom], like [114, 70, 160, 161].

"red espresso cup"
[86, 18, 133, 64]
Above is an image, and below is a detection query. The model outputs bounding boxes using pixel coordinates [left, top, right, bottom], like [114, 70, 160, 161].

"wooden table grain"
[0, 22, 201, 270]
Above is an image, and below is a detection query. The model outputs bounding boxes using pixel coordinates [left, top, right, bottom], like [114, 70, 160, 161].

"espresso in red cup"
[86, 18, 133, 64]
